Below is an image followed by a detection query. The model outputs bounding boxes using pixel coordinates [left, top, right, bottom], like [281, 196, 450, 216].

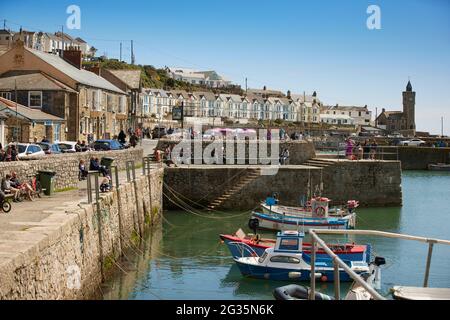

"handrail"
[308, 229, 450, 300]
[228, 241, 260, 258]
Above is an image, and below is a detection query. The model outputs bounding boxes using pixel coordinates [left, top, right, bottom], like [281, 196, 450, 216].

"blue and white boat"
[233, 230, 369, 282]
[251, 211, 355, 232]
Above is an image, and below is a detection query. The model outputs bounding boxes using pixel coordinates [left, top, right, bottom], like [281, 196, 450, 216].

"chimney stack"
[62, 46, 82, 69]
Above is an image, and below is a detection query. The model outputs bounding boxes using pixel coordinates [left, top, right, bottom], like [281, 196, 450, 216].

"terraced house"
[0, 41, 128, 142]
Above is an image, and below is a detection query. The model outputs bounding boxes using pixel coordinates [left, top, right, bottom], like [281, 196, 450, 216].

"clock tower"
[402, 80, 416, 135]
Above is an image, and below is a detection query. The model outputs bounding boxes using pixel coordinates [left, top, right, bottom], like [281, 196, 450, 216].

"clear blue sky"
[1, 0, 449, 134]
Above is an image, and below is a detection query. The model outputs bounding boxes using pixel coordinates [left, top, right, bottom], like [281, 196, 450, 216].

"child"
[79, 160, 88, 181]
[100, 176, 112, 193]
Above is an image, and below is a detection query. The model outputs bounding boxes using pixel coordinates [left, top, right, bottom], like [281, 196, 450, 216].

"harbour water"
[101, 171, 450, 300]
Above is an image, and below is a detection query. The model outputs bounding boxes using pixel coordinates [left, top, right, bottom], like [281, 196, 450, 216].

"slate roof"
[104, 69, 141, 89]
[0, 70, 77, 92]
[26, 47, 125, 94]
[0, 97, 64, 122]
[195, 91, 217, 101]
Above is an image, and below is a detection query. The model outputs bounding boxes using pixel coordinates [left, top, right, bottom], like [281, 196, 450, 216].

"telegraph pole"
[131, 40, 135, 65]
[120, 42, 122, 61]
[442, 116, 444, 137]
[61, 25, 64, 58]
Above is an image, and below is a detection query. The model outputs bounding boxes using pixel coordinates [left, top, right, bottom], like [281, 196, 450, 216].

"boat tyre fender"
[315, 206, 326, 217]
[273, 284, 334, 301]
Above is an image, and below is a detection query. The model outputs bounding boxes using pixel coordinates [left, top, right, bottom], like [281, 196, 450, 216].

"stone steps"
[207, 169, 260, 210]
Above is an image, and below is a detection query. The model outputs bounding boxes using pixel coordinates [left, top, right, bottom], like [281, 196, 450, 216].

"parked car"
[92, 139, 124, 151]
[11, 143, 46, 160]
[57, 141, 78, 153]
[151, 127, 167, 139]
[38, 142, 62, 155]
[400, 138, 426, 146]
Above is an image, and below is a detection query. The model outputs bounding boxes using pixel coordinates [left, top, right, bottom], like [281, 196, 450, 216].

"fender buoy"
[320, 275, 328, 282]
[315, 206, 326, 217]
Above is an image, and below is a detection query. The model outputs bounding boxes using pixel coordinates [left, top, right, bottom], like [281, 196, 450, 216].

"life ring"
[315, 206, 326, 217]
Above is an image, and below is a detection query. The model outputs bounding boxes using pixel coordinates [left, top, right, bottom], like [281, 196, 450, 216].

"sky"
[1, 0, 449, 135]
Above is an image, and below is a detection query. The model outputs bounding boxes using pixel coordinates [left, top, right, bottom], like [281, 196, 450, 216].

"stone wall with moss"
[0, 147, 143, 191]
[0, 167, 163, 300]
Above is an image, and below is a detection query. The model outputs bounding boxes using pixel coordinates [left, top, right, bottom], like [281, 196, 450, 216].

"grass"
[55, 187, 78, 193]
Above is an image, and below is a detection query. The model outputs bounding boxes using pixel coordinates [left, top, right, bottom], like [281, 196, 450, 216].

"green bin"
[38, 170, 56, 196]
[100, 157, 115, 169]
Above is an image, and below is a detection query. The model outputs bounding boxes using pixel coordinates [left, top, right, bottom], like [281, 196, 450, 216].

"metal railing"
[308, 229, 450, 300]
[314, 144, 399, 161]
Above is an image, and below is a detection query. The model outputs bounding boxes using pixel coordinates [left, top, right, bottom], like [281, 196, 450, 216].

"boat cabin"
[274, 230, 305, 253]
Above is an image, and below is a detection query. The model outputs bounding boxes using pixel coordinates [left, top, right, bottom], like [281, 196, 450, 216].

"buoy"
[320, 275, 328, 282]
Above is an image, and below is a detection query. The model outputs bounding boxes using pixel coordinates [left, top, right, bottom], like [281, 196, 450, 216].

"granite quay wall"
[155, 139, 316, 165]
[0, 148, 143, 191]
[377, 146, 450, 170]
[0, 168, 163, 300]
[163, 161, 402, 211]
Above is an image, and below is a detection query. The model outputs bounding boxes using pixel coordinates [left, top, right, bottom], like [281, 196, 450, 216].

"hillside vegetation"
[83, 58, 243, 95]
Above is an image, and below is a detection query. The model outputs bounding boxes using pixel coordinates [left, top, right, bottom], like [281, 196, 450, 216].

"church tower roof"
[406, 80, 412, 92]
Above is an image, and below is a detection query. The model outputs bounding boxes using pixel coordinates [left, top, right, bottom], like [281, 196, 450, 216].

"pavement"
[0, 139, 160, 239]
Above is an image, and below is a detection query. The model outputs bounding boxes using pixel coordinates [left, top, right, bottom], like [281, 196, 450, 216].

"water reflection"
[102, 171, 450, 300]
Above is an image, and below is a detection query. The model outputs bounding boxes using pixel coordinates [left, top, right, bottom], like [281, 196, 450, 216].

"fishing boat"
[428, 163, 450, 171]
[233, 230, 369, 282]
[261, 197, 359, 218]
[220, 229, 371, 262]
[251, 210, 355, 232]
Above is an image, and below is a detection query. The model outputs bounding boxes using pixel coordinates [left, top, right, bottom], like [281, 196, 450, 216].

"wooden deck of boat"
[392, 286, 450, 300]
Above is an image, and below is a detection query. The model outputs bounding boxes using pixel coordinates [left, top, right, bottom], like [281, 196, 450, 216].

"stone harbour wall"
[378, 146, 450, 170]
[155, 139, 316, 165]
[164, 161, 402, 210]
[0, 168, 163, 300]
[0, 148, 143, 191]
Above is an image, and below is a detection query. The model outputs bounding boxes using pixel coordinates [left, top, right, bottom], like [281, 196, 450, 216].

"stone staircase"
[303, 158, 337, 168]
[207, 168, 261, 211]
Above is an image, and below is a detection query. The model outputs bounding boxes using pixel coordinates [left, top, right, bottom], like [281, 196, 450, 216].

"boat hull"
[252, 212, 353, 231]
[234, 259, 356, 282]
[220, 235, 370, 262]
[428, 164, 450, 171]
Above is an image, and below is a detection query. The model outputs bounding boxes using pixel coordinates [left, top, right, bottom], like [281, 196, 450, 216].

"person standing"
[345, 138, 354, 160]
[370, 139, 378, 160]
[130, 132, 138, 148]
[118, 130, 126, 145]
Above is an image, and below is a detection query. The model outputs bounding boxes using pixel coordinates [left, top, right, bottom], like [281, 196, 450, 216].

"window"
[0, 92, 11, 100]
[119, 96, 126, 113]
[269, 256, 300, 264]
[29, 91, 42, 108]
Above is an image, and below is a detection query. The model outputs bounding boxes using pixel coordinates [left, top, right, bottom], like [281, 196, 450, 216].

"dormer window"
[29, 91, 42, 108]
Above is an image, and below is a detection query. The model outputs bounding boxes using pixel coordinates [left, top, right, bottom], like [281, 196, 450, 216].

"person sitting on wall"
[2, 174, 21, 202]
[10, 171, 34, 201]
[89, 157, 108, 177]
[99, 176, 112, 193]
[79, 160, 88, 180]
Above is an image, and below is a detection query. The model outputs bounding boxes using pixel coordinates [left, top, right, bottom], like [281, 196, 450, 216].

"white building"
[320, 114, 355, 126]
[322, 105, 372, 126]
[167, 67, 232, 88]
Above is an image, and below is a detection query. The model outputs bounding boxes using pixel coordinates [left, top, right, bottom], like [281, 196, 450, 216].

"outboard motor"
[248, 218, 260, 236]
[368, 256, 386, 290]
